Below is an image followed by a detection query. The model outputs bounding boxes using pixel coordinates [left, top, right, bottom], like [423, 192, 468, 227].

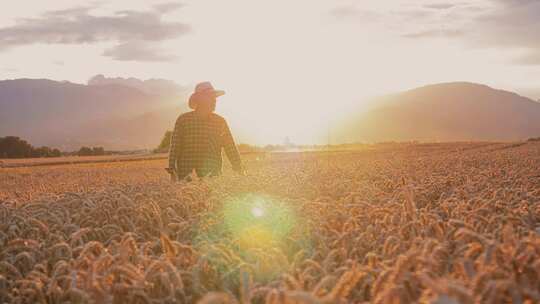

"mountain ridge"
[1, 78, 539, 149]
[407, 82, 538, 105]
[335, 82, 540, 143]
[0, 77, 189, 150]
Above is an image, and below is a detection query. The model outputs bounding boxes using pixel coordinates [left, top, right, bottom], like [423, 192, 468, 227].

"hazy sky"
[1, 0, 540, 143]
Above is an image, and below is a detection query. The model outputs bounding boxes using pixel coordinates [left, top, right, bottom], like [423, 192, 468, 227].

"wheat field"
[1, 142, 540, 303]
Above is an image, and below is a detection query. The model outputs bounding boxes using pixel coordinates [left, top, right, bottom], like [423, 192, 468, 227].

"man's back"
[169, 111, 241, 179]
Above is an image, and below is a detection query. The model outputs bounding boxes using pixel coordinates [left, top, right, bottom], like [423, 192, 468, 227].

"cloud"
[403, 0, 540, 62]
[2, 67, 18, 72]
[103, 41, 178, 62]
[42, 6, 96, 18]
[349, 0, 540, 66]
[471, 1, 540, 48]
[329, 1, 477, 34]
[0, 3, 189, 61]
[153, 2, 185, 14]
[402, 29, 465, 39]
[460, 0, 540, 64]
[423, 3, 458, 10]
[329, 6, 381, 20]
[514, 52, 540, 66]
[491, 0, 538, 7]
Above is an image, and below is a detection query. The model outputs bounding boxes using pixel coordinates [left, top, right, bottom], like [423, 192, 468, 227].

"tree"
[77, 146, 106, 156]
[78, 146, 93, 156]
[92, 147, 105, 156]
[0, 136, 34, 158]
[155, 130, 172, 153]
[51, 148, 61, 157]
[33, 146, 52, 157]
[0, 136, 63, 158]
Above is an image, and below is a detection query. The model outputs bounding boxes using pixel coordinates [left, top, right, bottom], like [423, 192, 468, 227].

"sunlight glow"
[251, 206, 264, 218]
[194, 193, 310, 282]
[223, 195, 294, 249]
[3, 0, 537, 146]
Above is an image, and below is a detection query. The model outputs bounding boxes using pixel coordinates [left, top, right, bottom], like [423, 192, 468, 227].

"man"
[167, 81, 243, 181]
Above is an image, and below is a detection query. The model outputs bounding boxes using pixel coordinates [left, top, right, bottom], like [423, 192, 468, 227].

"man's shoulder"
[176, 111, 196, 123]
[210, 113, 227, 123]
[175, 112, 227, 125]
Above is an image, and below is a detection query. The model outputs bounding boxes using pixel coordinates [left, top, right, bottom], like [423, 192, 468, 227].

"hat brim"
[214, 90, 225, 97]
[188, 89, 226, 109]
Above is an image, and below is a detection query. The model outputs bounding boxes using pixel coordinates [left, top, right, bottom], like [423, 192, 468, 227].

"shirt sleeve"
[221, 119, 242, 172]
[168, 118, 182, 170]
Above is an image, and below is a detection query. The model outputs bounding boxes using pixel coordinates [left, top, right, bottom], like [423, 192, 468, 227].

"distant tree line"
[154, 130, 263, 153]
[154, 131, 172, 153]
[77, 146, 106, 156]
[0, 136, 61, 158]
[0, 136, 111, 159]
[154, 130, 374, 154]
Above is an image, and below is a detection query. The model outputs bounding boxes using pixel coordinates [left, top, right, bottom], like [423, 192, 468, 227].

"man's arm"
[168, 118, 182, 174]
[221, 119, 242, 173]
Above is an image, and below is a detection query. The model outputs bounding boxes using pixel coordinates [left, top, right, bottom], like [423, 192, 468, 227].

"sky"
[1, 0, 540, 144]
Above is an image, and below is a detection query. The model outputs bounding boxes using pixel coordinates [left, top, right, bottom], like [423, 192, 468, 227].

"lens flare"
[194, 193, 311, 283]
[223, 195, 294, 249]
[251, 206, 264, 218]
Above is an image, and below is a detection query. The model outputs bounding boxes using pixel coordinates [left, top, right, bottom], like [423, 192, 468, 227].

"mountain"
[75, 106, 181, 150]
[2, 79, 539, 151]
[0, 78, 189, 150]
[88, 74, 186, 99]
[335, 82, 540, 143]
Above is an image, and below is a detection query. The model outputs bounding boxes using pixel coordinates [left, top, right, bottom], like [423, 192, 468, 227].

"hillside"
[88, 75, 185, 97]
[2, 80, 540, 150]
[336, 82, 540, 143]
[0, 78, 189, 150]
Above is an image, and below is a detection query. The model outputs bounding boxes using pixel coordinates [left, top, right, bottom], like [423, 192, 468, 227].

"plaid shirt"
[168, 111, 242, 179]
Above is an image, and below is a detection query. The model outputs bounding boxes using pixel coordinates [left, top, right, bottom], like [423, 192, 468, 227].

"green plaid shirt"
[168, 111, 242, 179]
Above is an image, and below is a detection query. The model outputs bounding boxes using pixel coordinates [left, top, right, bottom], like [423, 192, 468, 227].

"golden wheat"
[0, 142, 539, 303]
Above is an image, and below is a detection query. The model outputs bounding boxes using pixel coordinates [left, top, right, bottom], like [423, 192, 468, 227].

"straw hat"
[188, 81, 225, 109]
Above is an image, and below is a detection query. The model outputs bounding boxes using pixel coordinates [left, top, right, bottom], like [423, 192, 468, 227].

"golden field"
[0, 153, 168, 169]
[1, 142, 540, 303]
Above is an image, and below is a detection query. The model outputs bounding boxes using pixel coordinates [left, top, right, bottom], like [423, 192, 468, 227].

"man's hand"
[165, 168, 177, 182]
